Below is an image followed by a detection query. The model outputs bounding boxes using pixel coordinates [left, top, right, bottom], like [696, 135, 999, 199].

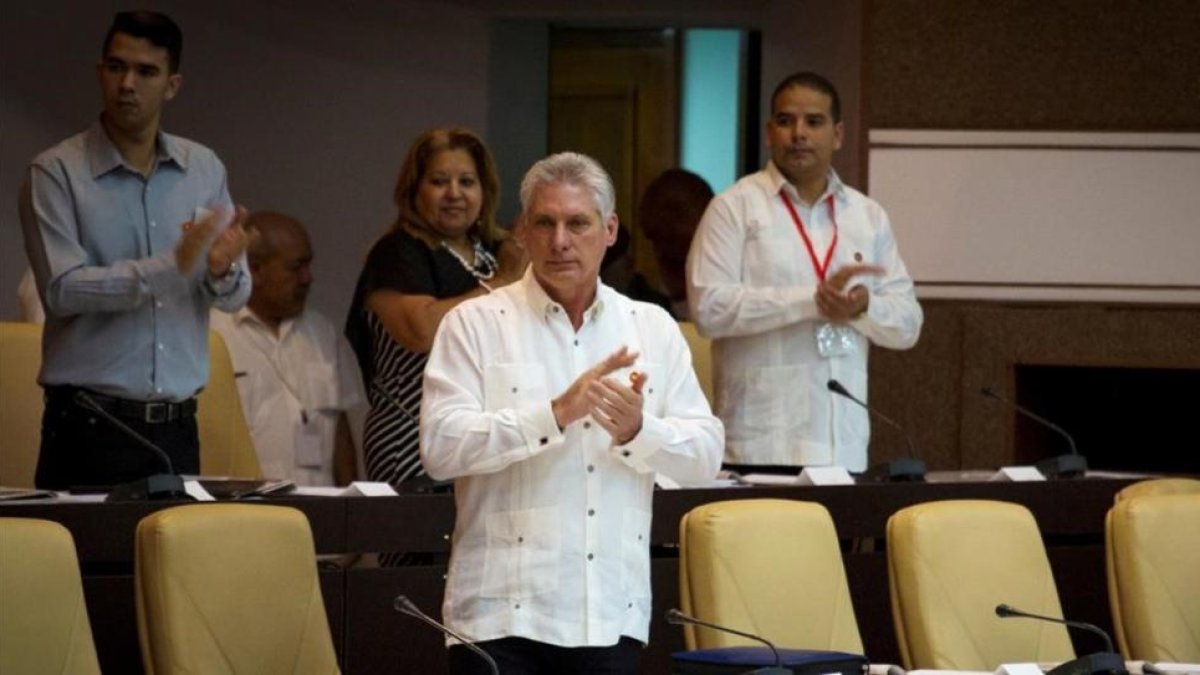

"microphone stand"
[666, 609, 790, 675]
[394, 595, 499, 675]
[981, 388, 1087, 479]
[995, 604, 1126, 675]
[74, 391, 189, 501]
[827, 380, 926, 482]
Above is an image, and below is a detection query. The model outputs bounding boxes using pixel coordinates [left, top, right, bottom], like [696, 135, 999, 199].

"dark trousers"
[35, 388, 200, 490]
[449, 636, 642, 675]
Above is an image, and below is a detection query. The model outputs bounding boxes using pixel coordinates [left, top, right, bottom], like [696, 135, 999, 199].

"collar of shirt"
[84, 118, 187, 179]
[763, 160, 847, 209]
[231, 306, 299, 342]
[519, 267, 608, 325]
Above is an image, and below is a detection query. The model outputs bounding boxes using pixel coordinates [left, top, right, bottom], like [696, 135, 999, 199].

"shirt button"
[539, 437, 548, 446]
[149, 221, 157, 228]
[518, 536, 524, 543]
[511, 386, 518, 393]
[583, 421, 591, 429]
[622, 450, 631, 457]
[587, 464, 595, 473]
[574, 339, 579, 346]
[588, 509, 595, 516]
[155, 387, 163, 393]
[157, 343, 164, 351]
[155, 301, 163, 309]
[515, 603, 521, 609]
[587, 553, 594, 561]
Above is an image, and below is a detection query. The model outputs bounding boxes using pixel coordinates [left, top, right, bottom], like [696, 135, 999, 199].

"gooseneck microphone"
[394, 595, 499, 675]
[995, 603, 1126, 675]
[74, 391, 188, 501]
[370, 379, 419, 425]
[827, 379, 926, 482]
[665, 609, 790, 675]
[980, 387, 1087, 479]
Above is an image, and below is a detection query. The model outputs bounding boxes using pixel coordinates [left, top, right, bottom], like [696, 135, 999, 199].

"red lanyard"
[780, 192, 837, 281]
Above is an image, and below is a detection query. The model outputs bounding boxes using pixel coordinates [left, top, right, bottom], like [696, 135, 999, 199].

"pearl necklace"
[440, 239, 497, 281]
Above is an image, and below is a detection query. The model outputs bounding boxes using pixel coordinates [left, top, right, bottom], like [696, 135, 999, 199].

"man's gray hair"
[519, 152, 615, 222]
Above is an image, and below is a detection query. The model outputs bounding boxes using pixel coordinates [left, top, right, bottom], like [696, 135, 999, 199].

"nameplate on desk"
[798, 466, 855, 486]
[342, 481, 399, 497]
[990, 466, 1046, 482]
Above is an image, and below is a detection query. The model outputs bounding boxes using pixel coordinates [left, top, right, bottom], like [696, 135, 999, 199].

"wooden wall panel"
[867, 0, 1200, 130]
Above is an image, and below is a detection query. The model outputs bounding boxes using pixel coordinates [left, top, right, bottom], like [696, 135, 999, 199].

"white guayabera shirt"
[421, 270, 723, 648]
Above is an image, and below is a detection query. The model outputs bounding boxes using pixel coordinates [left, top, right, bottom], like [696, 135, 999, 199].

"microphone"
[370, 378, 419, 425]
[74, 391, 189, 501]
[826, 379, 926, 482]
[980, 387, 1087, 479]
[394, 595, 498, 675]
[994, 603, 1126, 675]
[665, 609, 790, 675]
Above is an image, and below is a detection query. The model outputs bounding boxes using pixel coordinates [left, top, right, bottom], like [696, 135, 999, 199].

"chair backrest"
[0, 324, 260, 484]
[135, 504, 338, 674]
[1106, 493, 1200, 661]
[679, 498, 864, 653]
[1113, 477, 1200, 503]
[886, 499, 1075, 670]
[198, 331, 262, 478]
[678, 321, 713, 406]
[0, 517, 101, 675]
[0, 322, 44, 487]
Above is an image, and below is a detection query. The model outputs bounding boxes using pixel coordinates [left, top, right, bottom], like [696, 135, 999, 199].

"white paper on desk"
[798, 466, 855, 486]
[1149, 663, 1200, 674]
[994, 664, 1044, 675]
[184, 480, 216, 501]
[989, 466, 1046, 482]
[341, 481, 398, 497]
[738, 473, 800, 486]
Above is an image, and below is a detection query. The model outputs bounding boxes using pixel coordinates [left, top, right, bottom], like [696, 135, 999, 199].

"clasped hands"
[174, 205, 255, 279]
[815, 263, 884, 322]
[552, 346, 646, 446]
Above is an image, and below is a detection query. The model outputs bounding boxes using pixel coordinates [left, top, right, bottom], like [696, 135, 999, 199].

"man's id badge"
[815, 322, 859, 359]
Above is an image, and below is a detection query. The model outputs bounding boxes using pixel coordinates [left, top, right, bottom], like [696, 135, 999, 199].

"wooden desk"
[0, 477, 1136, 674]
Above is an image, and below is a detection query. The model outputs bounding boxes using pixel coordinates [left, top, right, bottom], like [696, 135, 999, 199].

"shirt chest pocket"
[481, 506, 561, 599]
[484, 363, 548, 412]
[743, 218, 802, 285]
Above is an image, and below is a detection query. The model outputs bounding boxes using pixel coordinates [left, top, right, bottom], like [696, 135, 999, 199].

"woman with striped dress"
[346, 128, 525, 489]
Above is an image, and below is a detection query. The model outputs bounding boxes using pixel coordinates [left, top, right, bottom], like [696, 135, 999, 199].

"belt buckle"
[144, 402, 170, 424]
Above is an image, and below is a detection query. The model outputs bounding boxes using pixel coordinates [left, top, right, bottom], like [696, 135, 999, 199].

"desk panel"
[0, 477, 1138, 673]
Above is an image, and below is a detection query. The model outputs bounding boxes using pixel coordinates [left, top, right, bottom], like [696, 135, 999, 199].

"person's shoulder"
[29, 129, 90, 168]
[608, 287, 676, 327]
[161, 130, 224, 170]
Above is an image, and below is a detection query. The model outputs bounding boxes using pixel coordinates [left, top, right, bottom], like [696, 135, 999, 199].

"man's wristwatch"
[204, 261, 241, 293]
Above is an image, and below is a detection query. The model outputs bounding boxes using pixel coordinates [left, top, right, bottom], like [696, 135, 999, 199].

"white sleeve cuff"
[610, 415, 670, 474]
[518, 400, 565, 457]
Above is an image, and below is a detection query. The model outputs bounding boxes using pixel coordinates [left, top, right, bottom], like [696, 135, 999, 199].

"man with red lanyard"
[686, 71, 923, 472]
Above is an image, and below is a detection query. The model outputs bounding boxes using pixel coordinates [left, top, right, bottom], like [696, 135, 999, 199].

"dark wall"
[867, 0, 1200, 130]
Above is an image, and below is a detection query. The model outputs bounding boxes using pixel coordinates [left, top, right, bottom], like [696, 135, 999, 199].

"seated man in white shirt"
[420, 152, 724, 674]
[210, 211, 364, 486]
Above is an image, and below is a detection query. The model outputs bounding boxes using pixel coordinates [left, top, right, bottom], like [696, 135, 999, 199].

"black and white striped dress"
[346, 228, 497, 489]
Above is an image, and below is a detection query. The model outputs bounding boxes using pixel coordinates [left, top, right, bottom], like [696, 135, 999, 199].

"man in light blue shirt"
[19, 11, 251, 490]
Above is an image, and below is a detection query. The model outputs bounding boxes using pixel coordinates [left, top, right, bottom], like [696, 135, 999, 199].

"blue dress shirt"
[19, 120, 250, 402]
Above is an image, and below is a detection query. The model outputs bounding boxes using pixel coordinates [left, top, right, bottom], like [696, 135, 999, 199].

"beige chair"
[678, 321, 713, 406]
[198, 331, 262, 478]
[1106, 493, 1200, 661]
[0, 322, 44, 487]
[1114, 477, 1200, 503]
[135, 504, 339, 674]
[0, 517, 101, 675]
[679, 498, 864, 652]
[0, 322, 260, 484]
[887, 500, 1075, 670]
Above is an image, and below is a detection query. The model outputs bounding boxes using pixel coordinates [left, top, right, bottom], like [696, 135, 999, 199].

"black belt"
[52, 387, 198, 424]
